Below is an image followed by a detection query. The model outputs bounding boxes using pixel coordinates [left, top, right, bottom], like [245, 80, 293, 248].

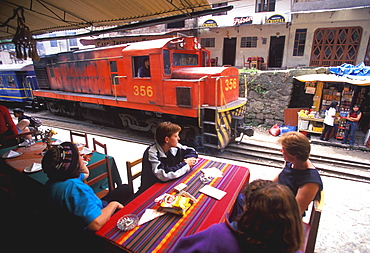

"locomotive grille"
[176, 87, 192, 107]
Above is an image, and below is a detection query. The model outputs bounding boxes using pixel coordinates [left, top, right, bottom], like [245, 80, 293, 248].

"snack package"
[156, 191, 197, 216]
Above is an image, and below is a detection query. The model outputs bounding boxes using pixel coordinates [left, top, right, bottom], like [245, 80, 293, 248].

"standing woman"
[342, 104, 362, 147]
[320, 101, 338, 141]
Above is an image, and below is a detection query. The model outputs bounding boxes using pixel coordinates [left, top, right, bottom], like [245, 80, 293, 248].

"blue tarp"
[330, 62, 370, 82]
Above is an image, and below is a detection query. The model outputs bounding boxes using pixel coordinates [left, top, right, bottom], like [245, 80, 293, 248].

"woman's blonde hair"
[237, 179, 304, 253]
[278, 131, 311, 162]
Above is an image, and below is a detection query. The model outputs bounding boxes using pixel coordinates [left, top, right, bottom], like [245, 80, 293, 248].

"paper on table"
[199, 185, 227, 200]
[24, 163, 42, 173]
[138, 209, 166, 226]
[80, 147, 92, 155]
[52, 139, 63, 145]
[3, 150, 21, 158]
[201, 167, 223, 178]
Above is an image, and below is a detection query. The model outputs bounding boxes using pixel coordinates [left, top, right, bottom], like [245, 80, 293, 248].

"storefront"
[294, 73, 370, 137]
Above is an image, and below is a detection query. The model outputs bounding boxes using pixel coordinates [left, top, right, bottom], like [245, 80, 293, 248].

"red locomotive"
[33, 36, 250, 150]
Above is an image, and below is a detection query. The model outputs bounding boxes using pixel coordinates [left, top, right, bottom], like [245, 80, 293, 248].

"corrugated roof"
[0, 0, 212, 41]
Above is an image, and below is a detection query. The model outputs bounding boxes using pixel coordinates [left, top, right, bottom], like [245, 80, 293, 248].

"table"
[96, 157, 250, 252]
[0, 141, 122, 197]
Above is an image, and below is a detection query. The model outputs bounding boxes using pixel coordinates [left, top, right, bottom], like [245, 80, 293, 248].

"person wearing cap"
[42, 142, 132, 231]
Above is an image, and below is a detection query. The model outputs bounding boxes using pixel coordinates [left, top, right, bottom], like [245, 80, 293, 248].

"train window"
[173, 53, 198, 66]
[163, 50, 171, 75]
[176, 87, 192, 107]
[6, 76, 16, 87]
[50, 68, 55, 77]
[133, 56, 151, 78]
[110, 61, 117, 72]
[0, 77, 4, 87]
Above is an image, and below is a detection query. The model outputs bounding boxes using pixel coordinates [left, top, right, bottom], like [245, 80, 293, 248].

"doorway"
[222, 37, 236, 66]
[268, 36, 285, 68]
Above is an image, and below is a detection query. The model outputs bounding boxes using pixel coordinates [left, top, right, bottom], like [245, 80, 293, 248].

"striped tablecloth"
[96, 157, 250, 252]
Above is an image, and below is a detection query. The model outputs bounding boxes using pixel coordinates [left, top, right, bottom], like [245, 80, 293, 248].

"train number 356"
[224, 78, 237, 91]
[134, 85, 153, 97]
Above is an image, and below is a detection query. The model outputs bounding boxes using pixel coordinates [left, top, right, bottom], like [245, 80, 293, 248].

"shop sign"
[202, 19, 218, 28]
[267, 14, 285, 24]
[233, 16, 253, 26]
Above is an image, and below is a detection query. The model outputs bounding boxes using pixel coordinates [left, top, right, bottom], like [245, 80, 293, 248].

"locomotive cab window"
[173, 53, 198, 66]
[133, 56, 151, 78]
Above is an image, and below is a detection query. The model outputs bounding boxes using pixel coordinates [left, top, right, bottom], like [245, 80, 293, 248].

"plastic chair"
[126, 158, 142, 194]
[303, 190, 325, 253]
[85, 156, 114, 199]
[70, 130, 89, 148]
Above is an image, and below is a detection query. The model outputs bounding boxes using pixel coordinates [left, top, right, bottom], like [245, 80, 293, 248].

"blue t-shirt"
[278, 162, 323, 200]
[46, 173, 103, 226]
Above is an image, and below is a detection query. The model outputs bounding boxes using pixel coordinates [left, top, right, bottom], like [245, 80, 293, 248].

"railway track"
[34, 110, 370, 183]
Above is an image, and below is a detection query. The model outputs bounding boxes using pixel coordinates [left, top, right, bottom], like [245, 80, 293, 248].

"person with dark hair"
[342, 104, 362, 147]
[320, 101, 338, 141]
[273, 132, 323, 216]
[138, 57, 150, 77]
[13, 108, 34, 146]
[138, 121, 198, 194]
[0, 105, 18, 147]
[42, 142, 132, 231]
[171, 180, 304, 253]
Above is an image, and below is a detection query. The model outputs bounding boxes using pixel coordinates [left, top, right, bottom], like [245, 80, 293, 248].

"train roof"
[0, 63, 34, 72]
[121, 37, 179, 51]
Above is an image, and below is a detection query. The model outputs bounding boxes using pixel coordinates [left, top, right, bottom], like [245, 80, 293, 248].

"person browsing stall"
[171, 180, 304, 253]
[273, 132, 323, 216]
[137, 121, 198, 195]
[320, 101, 338, 141]
[342, 104, 362, 147]
[42, 142, 132, 231]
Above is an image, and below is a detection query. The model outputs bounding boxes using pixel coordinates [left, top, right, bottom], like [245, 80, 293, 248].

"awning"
[0, 0, 216, 41]
[294, 74, 370, 86]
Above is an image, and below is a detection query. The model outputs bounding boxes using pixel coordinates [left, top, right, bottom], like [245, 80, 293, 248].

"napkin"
[3, 150, 20, 158]
[80, 147, 92, 155]
[25, 163, 42, 173]
[52, 139, 63, 145]
[199, 185, 227, 200]
[201, 167, 223, 178]
[138, 209, 166, 225]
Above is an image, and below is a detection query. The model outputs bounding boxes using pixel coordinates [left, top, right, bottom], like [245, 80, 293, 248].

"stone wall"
[239, 67, 328, 126]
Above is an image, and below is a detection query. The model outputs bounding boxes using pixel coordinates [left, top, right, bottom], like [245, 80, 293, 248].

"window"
[0, 76, 4, 87]
[68, 32, 78, 48]
[50, 34, 57, 47]
[310, 27, 362, 66]
[110, 61, 117, 72]
[212, 3, 228, 16]
[173, 53, 198, 66]
[256, 0, 276, 12]
[133, 56, 151, 77]
[201, 38, 215, 48]
[293, 29, 307, 56]
[163, 50, 171, 75]
[6, 76, 15, 87]
[241, 37, 257, 48]
[167, 21, 185, 29]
